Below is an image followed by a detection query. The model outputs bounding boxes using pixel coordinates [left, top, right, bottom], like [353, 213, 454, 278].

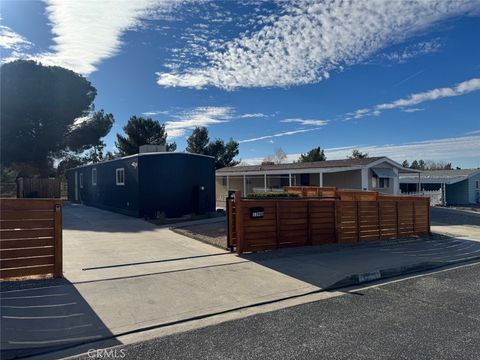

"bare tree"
[262, 148, 287, 164]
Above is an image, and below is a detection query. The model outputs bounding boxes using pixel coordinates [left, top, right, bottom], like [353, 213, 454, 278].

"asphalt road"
[431, 207, 480, 226]
[77, 263, 480, 360]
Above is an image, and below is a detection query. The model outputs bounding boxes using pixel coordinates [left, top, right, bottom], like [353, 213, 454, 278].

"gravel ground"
[172, 218, 228, 249]
[168, 208, 468, 249]
[171, 206, 479, 251]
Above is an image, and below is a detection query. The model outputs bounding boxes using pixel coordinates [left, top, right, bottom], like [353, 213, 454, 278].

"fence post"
[412, 200, 416, 234]
[16, 178, 24, 198]
[275, 201, 280, 248]
[54, 201, 63, 278]
[235, 191, 244, 254]
[334, 200, 338, 243]
[307, 201, 312, 246]
[427, 199, 431, 235]
[356, 201, 360, 242]
[395, 201, 399, 238]
[377, 201, 382, 240]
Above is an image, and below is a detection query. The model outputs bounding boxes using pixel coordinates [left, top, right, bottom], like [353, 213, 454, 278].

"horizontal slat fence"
[17, 178, 61, 198]
[0, 199, 62, 279]
[229, 192, 430, 254]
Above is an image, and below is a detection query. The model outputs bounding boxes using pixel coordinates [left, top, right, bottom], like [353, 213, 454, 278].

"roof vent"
[139, 144, 166, 153]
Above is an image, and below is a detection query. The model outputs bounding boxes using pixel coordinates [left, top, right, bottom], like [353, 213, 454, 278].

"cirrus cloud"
[281, 118, 328, 126]
[9, 0, 188, 75]
[165, 106, 234, 138]
[345, 77, 480, 120]
[0, 25, 32, 51]
[157, 0, 479, 90]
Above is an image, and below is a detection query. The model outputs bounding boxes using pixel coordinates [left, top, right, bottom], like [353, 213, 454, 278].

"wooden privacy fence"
[284, 186, 380, 201]
[0, 199, 63, 279]
[227, 192, 430, 254]
[17, 178, 61, 198]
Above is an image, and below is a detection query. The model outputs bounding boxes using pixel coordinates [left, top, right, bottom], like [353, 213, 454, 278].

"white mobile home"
[216, 157, 417, 206]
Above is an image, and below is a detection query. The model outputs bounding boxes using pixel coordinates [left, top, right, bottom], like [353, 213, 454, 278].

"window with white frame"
[79, 173, 84, 188]
[92, 168, 97, 185]
[116, 168, 125, 185]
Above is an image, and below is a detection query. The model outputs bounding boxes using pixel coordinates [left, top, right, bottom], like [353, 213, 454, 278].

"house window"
[92, 168, 97, 186]
[116, 168, 125, 185]
[378, 177, 390, 189]
[79, 173, 84, 188]
[476, 180, 479, 189]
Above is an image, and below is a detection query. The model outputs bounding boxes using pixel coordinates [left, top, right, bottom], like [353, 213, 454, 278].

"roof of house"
[217, 156, 389, 174]
[68, 151, 214, 171]
[399, 169, 480, 184]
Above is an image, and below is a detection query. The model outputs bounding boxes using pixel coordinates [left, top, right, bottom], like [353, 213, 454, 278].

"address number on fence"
[250, 207, 265, 219]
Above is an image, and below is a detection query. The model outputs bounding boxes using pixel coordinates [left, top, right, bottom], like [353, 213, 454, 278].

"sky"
[1, 0, 479, 168]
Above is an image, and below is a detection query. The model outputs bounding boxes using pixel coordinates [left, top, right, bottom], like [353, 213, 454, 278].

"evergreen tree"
[298, 147, 326, 162]
[116, 116, 176, 156]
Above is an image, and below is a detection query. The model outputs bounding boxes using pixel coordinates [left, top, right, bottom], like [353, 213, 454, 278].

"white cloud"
[374, 39, 442, 64]
[242, 135, 480, 165]
[239, 113, 268, 118]
[324, 135, 480, 163]
[281, 118, 328, 126]
[402, 108, 424, 113]
[239, 128, 322, 143]
[157, 0, 478, 89]
[17, 0, 185, 75]
[346, 77, 480, 120]
[0, 25, 32, 50]
[142, 110, 171, 116]
[376, 78, 480, 110]
[465, 129, 480, 135]
[165, 106, 234, 138]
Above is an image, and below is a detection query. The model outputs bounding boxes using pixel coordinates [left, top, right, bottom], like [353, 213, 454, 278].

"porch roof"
[217, 157, 383, 176]
[217, 156, 417, 176]
[399, 169, 480, 184]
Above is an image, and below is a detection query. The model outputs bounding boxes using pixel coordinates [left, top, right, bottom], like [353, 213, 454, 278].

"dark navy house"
[66, 152, 215, 218]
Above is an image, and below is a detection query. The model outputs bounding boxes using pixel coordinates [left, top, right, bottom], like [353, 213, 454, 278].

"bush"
[246, 192, 300, 198]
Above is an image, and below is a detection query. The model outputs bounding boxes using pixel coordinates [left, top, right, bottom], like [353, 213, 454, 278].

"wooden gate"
[17, 178, 61, 198]
[0, 199, 63, 279]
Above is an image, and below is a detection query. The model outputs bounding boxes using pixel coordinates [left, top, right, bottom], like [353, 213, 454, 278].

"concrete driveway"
[431, 207, 480, 239]
[2, 204, 480, 359]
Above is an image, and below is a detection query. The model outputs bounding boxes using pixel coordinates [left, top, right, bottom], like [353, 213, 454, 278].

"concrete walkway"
[2, 204, 480, 359]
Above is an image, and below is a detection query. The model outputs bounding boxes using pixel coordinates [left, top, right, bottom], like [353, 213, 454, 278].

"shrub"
[246, 192, 300, 198]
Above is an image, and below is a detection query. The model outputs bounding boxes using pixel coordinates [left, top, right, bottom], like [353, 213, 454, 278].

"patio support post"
[442, 183, 446, 206]
[289, 173, 292, 186]
[361, 168, 369, 191]
[393, 168, 399, 195]
[319, 172, 323, 187]
[226, 176, 230, 192]
[243, 175, 247, 196]
[264, 173, 267, 192]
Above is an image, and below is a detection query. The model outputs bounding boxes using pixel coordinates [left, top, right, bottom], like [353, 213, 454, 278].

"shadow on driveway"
[239, 235, 480, 289]
[1, 278, 120, 360]
[63, 204, 154, 233]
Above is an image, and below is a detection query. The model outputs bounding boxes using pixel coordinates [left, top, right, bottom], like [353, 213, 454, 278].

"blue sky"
[1, 0, 479, 167]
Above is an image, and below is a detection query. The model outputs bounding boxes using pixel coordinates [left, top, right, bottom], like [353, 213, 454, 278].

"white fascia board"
[216, 166, 362, 177]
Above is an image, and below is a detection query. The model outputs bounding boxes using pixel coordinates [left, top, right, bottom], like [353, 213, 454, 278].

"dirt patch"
[172, 219, 228, 249]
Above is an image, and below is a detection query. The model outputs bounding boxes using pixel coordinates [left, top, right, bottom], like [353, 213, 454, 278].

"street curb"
[6, 257, 480, 360]
[325, 256, 480, 290]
